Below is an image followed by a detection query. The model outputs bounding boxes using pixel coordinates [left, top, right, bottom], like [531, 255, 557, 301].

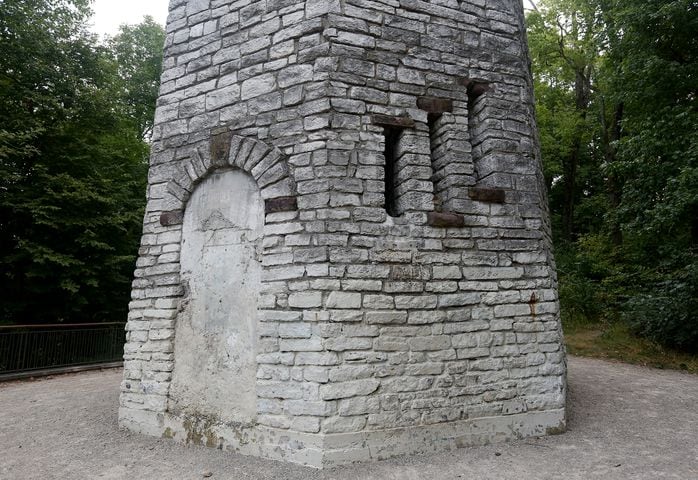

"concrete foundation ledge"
[119, 408, 566, 469]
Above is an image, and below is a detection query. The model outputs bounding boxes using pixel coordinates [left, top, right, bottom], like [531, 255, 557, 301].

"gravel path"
[1, 356, 696, 480]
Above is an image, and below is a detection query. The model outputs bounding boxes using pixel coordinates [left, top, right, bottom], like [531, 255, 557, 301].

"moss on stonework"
[182, 415, 223, 449]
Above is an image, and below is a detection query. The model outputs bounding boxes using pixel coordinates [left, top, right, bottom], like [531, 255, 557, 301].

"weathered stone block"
[320, 379, 380, 400]
[326, 292, 362, 309]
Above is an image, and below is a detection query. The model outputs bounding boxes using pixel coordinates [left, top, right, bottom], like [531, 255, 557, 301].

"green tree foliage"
[527, 0, 607, 240]
[612, 0, 698, 351]
[0, 1, 164, 324]
[527, 0, 698, 351]
[108, 17, 165, 140]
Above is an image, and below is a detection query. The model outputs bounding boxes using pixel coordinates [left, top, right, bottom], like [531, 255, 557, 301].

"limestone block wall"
[119, 0, 567, 468]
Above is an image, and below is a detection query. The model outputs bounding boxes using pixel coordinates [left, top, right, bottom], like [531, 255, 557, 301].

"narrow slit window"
[427, 113, 444, 211]
[417, 95, 475, 214]
[467, 91, 483, 171]
[383, 126, 402, 218]
[427, 114, 443, 158]
[467, 82, 491, 181]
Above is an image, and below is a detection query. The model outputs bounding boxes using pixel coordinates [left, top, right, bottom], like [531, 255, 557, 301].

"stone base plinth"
[119, 408, 566, 469]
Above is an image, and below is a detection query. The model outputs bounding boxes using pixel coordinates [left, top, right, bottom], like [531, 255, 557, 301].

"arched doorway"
[168, 169, 263, 425]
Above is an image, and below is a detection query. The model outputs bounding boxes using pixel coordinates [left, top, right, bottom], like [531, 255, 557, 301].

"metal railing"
[0, 323, 126, 374]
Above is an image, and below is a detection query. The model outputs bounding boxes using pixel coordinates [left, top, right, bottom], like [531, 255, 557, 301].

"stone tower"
[119, 0, 567, 468]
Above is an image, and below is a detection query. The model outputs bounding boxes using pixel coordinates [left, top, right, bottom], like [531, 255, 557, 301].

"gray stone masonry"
[119, 0, 567, 468]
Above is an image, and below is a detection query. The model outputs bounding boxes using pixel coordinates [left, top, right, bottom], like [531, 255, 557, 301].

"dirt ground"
[1, 356, 696, 480]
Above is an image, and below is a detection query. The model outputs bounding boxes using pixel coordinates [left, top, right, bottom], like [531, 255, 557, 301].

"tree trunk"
[601, 100, 624, 246]
[562, 69, 591, 241]
[562, 139, 581, 241]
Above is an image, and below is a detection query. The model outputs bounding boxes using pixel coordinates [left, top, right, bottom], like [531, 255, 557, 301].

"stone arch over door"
[161, 132, 297, 218]
[161, 134, 296, 426]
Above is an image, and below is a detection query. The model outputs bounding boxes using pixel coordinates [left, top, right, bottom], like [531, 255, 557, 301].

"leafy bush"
[624, 264, 698, 353]
[556, 235, 629, 328]
[556, 246, 606, 327]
